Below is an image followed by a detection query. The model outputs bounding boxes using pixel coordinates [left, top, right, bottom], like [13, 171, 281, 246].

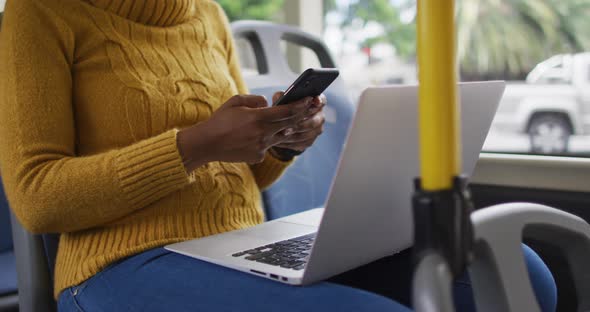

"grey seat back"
[0, 179, 19, 311]
[231, 21, 356, 220]
[9, 215, 55, 312]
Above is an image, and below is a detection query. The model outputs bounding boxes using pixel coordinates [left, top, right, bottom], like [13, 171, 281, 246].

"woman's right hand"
[177, 94, 313, 172]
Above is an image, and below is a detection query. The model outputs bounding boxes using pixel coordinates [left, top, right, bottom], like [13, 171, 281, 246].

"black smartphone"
[273, 68, 340, 106]
[272, 68, 339, 158]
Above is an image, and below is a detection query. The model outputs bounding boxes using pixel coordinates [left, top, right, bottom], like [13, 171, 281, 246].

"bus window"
[321, 0, 590, 157]
[220, 0, 590, 156]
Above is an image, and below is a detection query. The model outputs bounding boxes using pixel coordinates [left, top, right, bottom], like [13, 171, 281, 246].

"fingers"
[308, 94, 326, 112]
[269, 127, 319, 148]
[274, 137, 317, 152]
[258, 96, 313, 123]
[302, 102, 325, 121]
[262, 96, 325, 135]
[228, 95, 268, 109]
[272, 111, 324, 149]
[265, 117, 303, 135]
[312, 94, 326, 107]
[292, 111, 324, 134]
[278, 124, 324, 144]
[297, 94, 326, 120]
[251, 93, 325, 145]
[272, 91, 285, 105]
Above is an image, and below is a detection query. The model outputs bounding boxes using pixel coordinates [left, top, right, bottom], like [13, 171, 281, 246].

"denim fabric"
[58, 245, 556, 312]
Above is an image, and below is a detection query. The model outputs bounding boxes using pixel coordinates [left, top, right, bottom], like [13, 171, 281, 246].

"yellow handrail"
[417, 0, 460, 191]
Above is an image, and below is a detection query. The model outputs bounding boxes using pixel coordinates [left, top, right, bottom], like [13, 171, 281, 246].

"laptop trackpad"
[236, 208, 324, 242]
[275, 208, 324, 227]
[239, 220, 316, 241]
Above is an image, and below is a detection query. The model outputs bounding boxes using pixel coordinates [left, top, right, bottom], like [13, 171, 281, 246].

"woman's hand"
[177, 94, 313, 172]
[270, 92, 326, 158]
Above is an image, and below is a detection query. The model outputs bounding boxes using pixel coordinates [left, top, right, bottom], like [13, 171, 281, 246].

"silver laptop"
[165, 81, 506, 285]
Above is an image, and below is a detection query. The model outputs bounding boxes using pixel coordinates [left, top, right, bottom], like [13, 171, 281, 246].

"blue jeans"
[58, 246, 556, 312]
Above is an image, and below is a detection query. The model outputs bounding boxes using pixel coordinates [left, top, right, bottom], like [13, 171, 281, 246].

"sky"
[0, 0, 5, 11]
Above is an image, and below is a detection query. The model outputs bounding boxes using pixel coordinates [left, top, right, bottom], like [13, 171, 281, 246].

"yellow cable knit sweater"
[0, 0, 291, 298]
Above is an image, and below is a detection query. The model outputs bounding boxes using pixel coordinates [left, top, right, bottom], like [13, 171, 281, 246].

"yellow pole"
[417, 0, 460, 191]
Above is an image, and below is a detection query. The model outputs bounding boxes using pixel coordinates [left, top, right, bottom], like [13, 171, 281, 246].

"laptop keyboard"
[231, 233, 316, 271]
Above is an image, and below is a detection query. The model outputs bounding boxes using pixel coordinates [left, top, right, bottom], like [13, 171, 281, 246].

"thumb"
[227, 95, 268, 109]
[272, 91, 285, 105]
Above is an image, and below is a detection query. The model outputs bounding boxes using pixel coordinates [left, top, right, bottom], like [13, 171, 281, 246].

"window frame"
[471, 152, 590, 192]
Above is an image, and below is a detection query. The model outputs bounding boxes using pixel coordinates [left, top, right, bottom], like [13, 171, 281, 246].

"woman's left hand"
[271, 92, 326, 153]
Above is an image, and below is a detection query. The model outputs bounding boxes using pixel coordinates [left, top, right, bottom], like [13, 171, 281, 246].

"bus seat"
[232, 21, 356, 220]
[0, 180, 18, 312]
[8, 199, 56, 312]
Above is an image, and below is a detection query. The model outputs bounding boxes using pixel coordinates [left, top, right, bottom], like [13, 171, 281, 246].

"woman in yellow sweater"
[0, 0, 555, 311]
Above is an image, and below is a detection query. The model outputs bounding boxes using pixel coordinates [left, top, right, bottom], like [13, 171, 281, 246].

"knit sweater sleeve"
[0, 0, 192, 234]
[213, 2, 293, 190]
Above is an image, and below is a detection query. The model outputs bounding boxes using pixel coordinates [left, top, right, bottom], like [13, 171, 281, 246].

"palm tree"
[457, 0, 590, 79]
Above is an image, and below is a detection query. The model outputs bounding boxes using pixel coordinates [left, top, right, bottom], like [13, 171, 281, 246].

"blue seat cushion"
[0, 181, 17, 296]
[0, 251, 17, 295]
[0, 180, 13, 253]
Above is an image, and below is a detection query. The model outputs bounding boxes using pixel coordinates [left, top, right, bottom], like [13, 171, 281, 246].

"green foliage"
[339, 0, 590, 78]
[341, 0, 416, 58]
[457, 0, 590, 78]
[216, 0, 284, 22]
[323, 0, 338, 14]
